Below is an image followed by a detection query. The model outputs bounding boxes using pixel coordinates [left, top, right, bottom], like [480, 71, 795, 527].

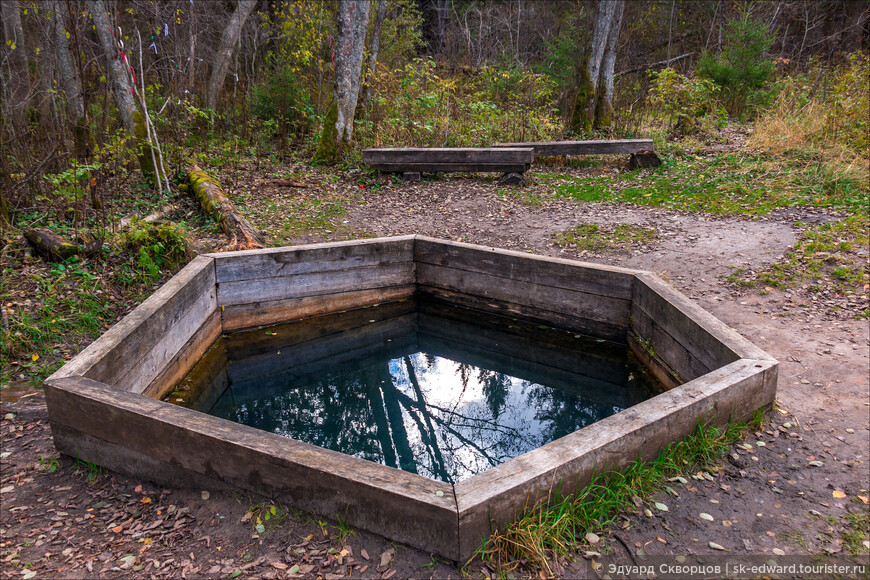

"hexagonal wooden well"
[44, 235, 777, 561]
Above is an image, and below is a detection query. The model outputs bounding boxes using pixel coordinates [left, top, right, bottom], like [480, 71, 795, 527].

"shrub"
[696, 13, 776, 118]
[648, 68, 726, 137]
[117, 222, 191, 285]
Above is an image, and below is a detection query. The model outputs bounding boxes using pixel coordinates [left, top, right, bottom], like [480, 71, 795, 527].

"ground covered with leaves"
[2, 127, 868, 579]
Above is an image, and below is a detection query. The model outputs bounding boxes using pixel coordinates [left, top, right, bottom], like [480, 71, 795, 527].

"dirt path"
[2, 165, 868, 579]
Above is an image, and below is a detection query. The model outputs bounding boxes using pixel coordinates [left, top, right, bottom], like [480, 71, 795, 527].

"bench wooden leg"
[497, 172, 526, 186]
[628, 151, 662, 169]
[403, 172, 421, 182]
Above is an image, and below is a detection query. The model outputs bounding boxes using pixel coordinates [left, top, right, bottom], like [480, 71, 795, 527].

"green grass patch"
[542, 152, 869, 216]
[842, 509, 869, 556]
[733, 215, 869, 300]
[476, 410, 765, 575]
[554, 223, 656, 252]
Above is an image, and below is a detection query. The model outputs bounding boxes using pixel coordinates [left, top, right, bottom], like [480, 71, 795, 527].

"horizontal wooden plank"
[48, 255, 216, 384]
[367, 162, 531, 173]
[415, 236, 636, 299]
[217, 261, 416, 306]
[629, 304, 712, 386]
[416, 262, 629, 328]
[141, 310, 222, 400]
[113, 284, 217, 394]
[226, 299, 415, 361]
[44, 376, 460, 561]
[363, 147, 534, 164]
[222, 285, 416, 331]
[633, 272, 775, 370]
[454, 358, 777, 558]
[418, 286, 627, 343]
[210, 236, 415, 283]
[493, 139, 654, 156]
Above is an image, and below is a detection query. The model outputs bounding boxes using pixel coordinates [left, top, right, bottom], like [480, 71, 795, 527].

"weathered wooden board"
[47, 256, 216, 386]
[454, 358, 777, 557]
[418, 285, 627, 342]
[44, 376, 461, 561]
[368, 162, 532, 173]
[141, 310, 222, 400]
[629, 304, 712, 386]
[222, 285, 416, 332]
[493, 139, 654, 156]
[415, 236, 636, 299]
[209, 236, 415, 283]
[628, 334, 682, 391]
[364, 147, 534, 164]
[225, 298, 415, 361]
[217, 261, 415, 307]
[633, 273, 775, 369]
[113, 284, 217, 394]
[416, 262, 629, 327]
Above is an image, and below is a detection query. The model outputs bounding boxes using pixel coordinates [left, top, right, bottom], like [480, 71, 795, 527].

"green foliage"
[42, 161, 102, 210]
[534, 18, 584, 97]
[373, 0, 424, 69]
[648, 68, 726, 137]
[117, 222, 191, 286]
[697, 13, 776, 118]
[831, 53, 870, 151]
[554, 223, 656, 252]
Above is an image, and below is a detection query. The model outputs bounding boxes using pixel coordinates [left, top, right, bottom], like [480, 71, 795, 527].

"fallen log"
[24, 228, 102, 262]
[187, 164, 265, 251]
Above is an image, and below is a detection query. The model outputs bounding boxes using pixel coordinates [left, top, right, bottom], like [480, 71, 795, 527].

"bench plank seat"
[493, 139, 654, 156]
[363, 147, 534, 174]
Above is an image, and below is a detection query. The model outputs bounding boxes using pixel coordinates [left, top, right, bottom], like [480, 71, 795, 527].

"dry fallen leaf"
[832, 490, 847, 499]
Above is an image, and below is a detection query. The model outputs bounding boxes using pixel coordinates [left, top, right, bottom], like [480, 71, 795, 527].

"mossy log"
[187, 164, 265, 251]
[24, 228, 102, 262]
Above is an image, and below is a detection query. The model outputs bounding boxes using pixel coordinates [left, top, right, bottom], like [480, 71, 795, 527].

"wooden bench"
[363, 147, 535, 184]
[493, 139, 661, 168]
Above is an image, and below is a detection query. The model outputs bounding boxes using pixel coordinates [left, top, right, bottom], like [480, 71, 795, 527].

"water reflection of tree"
[224, 352, 614, 483]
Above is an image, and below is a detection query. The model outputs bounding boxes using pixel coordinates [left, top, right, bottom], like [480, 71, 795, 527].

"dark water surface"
[168, 298, 664, 483]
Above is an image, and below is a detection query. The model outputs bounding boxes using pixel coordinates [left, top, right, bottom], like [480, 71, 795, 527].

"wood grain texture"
[493, 139, 654, 156]
[141, 310, 222, 400]
[454, 358, 777, 557]
[418, 286, 627, 342]
[221, 284, 416, 331]
[48, 256, 216, 385]
[633, 272, 775, 368]
[217, 261, 415, 306]
[44, 376, 460, 561]
[363, 147, 534, 163]
[210, 236, 415, 283]
[628, 334, 682, 391]
[416, 262, 629, 327]
[368, 162, 532, 173]
[629, 304, 712, 385]
[415, 236, 636, 299]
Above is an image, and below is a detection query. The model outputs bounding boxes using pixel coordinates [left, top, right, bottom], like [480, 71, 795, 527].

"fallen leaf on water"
[832, 490, 847, 499]
[709, 542, 726, 551]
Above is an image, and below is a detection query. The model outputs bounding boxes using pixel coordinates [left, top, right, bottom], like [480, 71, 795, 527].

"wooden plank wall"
[414, 237, 635, 342]
[47, 256, 218, 398]
[212, 236, 417, 331]
[630, 272, 775, 389]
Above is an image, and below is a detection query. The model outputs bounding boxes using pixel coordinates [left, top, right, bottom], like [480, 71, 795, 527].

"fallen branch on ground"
[187, 164, 265, 251]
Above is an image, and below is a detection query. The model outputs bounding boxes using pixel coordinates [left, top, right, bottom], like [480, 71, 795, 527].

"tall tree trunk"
[314, 0, 369, 163]
[1, 0, 31, 127]
[48, 0, 88, 155]
[569, 0, 621, 133]
[88, 0, 154, 179]
[205, 0, 257, 114]
[594, 0, 624, 128]
[361, 0, 387, 113]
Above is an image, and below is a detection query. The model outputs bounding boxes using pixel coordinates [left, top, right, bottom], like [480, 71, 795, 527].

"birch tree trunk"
[1, 0, 31, 127]
[361, 0, 387, 113]
[570, 0, 623, 133]
[204, 0, 257, 114]
[48, 0, 88, 154]
[314, 0, 370, 162]
[594, 0, 624, 128]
